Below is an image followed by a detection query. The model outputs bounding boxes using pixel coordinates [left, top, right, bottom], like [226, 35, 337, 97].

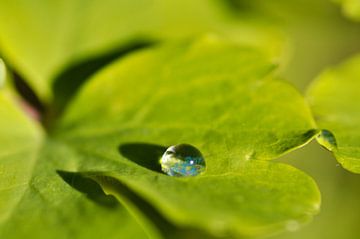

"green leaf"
[0, 0, 284, 101]
[334, 0, 360, 21]
[0, 38, 319, 238]
[0, 93, 151, 238]
[307, 54, 360, 173]
[53, 37, 320, 237]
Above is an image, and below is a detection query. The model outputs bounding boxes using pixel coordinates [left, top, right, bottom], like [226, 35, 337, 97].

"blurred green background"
[241, 0, 360, 238]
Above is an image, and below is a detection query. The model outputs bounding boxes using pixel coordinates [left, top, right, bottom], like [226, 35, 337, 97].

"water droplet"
[160, 144, 206, 177]
[317, 129, 337, 151]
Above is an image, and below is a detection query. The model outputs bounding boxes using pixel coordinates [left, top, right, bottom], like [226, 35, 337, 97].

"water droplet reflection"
[160, 144, 206, 177]
[317, 129, 337, 151]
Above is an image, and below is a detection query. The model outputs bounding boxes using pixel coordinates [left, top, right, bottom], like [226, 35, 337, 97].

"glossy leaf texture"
[0, 0, 285, 101]
[307, 54, 360, 173]
[54, 38, 320, 237]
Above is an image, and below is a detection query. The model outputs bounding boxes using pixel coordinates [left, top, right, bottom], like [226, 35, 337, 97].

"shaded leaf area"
[334, 0, 360, 21]
[50, 38, 320, 237]
[57, 171, 119, 209]
[1, 54, 46, 122]
[52, 41, 154, 114]
[307, 54, 360, 173]
[12, 71, 46, 115]
[0, 0, 285, 101]
[119, 143, 166, 173]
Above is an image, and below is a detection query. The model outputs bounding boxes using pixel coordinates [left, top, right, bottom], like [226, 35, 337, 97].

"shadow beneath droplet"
[118, 143, 167, 173]
[57, 170, 119, 209]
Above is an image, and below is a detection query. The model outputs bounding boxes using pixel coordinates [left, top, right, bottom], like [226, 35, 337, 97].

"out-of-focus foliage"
[334, 0, 360, 21]
[307, 54, 360, 173]
[231, 1, 360, 239]
[0, 0, 284, 102]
